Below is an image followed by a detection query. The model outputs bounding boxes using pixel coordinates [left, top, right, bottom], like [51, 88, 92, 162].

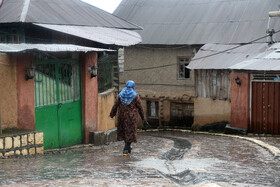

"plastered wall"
[81, 52, 98, 143]
[230, 73, 250, 129]
[119, 46, 197, 127]
[120, 46, 195, 93]
[98, 88, 116, 132]
[193, 97, 231, 125]
[0, 53, 17, 129]
[16, 54, 35, 130]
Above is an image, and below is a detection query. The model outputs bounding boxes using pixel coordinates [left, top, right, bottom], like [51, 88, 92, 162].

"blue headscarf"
[119, 80, 137, 105]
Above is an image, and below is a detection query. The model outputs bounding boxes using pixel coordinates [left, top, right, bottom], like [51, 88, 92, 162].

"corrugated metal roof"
[0, 0, 141, 30]
[0, 43, 113, 53]
[230, 43, 280, 70]
[187, 43, 269, 69]
[188, 42, 280, 71]
[114, 0, 280, 45]
[35, 24, 142, 47]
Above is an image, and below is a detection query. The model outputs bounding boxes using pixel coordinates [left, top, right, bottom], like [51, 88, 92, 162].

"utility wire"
[124, 29, 280, 72]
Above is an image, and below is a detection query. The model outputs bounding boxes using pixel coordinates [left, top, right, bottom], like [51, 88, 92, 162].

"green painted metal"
[35, 105, 60, 149]
[60, 101, 82, 147]
[35, 58, 82, 149]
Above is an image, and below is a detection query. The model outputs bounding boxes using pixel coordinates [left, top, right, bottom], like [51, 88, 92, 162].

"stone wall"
[0, 131, 44, 157]
[89, 128, 117, 146]
[139, 91, 194, 128]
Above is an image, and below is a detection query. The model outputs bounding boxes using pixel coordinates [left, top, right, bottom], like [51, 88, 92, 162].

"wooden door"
[170, 102, 194, 128]
[251, 82, 280, 134]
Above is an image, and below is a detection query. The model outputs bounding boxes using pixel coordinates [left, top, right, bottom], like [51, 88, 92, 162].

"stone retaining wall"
[0, 131, 44, 157]
[89, 128, 117, 145]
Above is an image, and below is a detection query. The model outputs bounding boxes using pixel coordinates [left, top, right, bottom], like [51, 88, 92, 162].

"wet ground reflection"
[0, 131, 279, 186]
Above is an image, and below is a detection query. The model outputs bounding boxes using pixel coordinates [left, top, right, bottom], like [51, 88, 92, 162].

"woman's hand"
[142, 121, 151, 130]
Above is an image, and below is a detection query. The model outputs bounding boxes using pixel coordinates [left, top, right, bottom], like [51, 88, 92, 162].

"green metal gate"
[35, 59, 82, 149]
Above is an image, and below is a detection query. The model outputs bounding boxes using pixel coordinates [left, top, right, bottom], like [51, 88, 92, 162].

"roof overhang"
[34, 23, 142, 47]
[230, 44, 280, 71]
[0, 43, 114, 53]
[187, 43, 280, 71]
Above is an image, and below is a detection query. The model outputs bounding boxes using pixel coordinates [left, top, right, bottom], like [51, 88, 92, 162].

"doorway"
[34, 59, 82, 149]
[251, 81, 280, 134]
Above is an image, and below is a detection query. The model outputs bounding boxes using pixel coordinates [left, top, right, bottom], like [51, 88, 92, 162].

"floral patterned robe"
[110, 95, 145, 143]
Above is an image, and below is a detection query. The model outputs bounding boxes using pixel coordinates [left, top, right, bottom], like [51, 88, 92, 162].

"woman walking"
[110, 80, 146, 156]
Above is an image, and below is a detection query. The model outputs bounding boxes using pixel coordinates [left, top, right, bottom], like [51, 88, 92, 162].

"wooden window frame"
[146, 100, 159, 119]
[0, 28, 25, 44]
[177, 56, 191, 80]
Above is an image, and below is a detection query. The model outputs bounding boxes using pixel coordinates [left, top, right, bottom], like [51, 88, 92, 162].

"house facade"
[119, 45, 197, 128]
[189, 42, 280, 134]
[0, 0, 141, 149]
[114, 0, 280, 133]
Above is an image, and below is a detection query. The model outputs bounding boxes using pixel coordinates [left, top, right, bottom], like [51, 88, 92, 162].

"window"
[0, 28, 25, 43]
[170, 102, 194, 127]
[178, 57, 190, 79]
[147, 101, 159, 118]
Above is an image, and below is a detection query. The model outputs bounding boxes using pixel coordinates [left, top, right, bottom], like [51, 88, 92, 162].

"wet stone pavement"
[0, 131, 280, 187]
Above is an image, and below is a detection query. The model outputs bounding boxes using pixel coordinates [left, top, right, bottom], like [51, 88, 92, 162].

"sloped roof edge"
[0, 0, 142, 30]
[187, 43, 269, 70]
[0, 43, 114, 53]
[35, 23, 142, 47]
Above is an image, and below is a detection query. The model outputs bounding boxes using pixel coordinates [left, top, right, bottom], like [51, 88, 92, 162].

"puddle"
[133, 158, 220, 175]
[132, 135, 223, 185]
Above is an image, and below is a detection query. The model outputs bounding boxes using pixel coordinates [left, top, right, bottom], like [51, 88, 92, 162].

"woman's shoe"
[123, 143, 132, 156]
[123, 149, 130, 156]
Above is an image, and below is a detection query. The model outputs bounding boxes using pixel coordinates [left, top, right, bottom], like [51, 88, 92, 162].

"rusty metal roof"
[188, 42, 280, 71]
[0, 0, 141, 30]
[114, 0, 280, 45]
[35, 24, 142, 47]
[0, 43, 113, 53]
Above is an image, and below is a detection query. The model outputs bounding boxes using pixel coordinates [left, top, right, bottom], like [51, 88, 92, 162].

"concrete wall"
[0, 53, 17, 129]
[193, 97, 231, 125]
[81, 52, 98, 143]
[16, 54, 35, 130]
[97, 88, 116, 132]
[230, 73, 250, 129]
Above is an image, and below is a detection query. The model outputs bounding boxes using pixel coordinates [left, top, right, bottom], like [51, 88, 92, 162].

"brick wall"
[0, 131, 44, 157]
